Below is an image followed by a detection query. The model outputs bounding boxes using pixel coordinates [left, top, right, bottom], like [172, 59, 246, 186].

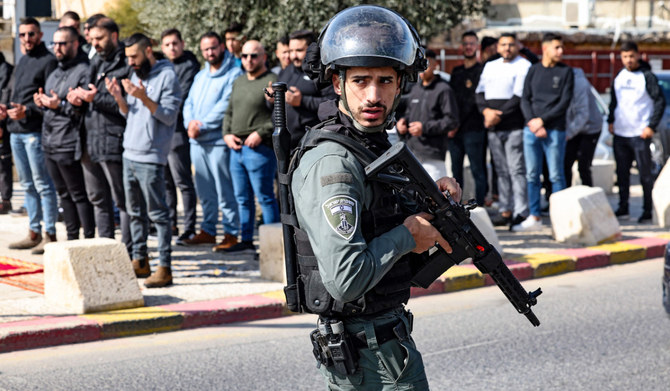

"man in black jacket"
[2, 18, 58, 252]
[608, 41, 665, 223]
[265, 30, 337, 148]
[0, 52, 14, 214]
[35, 26, 94, 245]
[397, 49, 459, 180]
[516, 32, 573, 232]
[449, 31, 488, 206]
[69, 17, 132, 254]
[160, 28, 200, 244]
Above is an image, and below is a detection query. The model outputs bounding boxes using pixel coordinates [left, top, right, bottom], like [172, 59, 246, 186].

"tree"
[105, 0, 148, 39]
[138, 0, 489, 56]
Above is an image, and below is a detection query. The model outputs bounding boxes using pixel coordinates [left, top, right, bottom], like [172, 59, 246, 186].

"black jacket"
[8, 42, 57, 134]
[276, 64, 337, 148]
[0, 53, 14, 137]
[450, 62, 485, 133]
[41, 52, 89, 158]
[521, 62, 574, 131]
[397, 75, 459, 160]
[171, 50, 200, 148]
[607, 60, 666, 131]
[84, 43, 133, 162]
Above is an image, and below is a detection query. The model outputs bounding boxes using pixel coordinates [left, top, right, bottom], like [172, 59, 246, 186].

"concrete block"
[573, 159, 615, 193]
[259, 223, 286, 284]
[549, 185, 621, 246]
[652, 160, 670, 227]
[588, 242, 646, 264]
[551, 248, 610, 270]
[514, 253, 576, 278]
[469, 207, 502, 255]
[43, 238, 144, 314]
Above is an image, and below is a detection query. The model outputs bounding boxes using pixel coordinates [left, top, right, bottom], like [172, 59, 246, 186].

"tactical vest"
[283, 120, 422, 318]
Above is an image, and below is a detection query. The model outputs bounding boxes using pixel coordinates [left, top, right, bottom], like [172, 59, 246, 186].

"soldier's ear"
[332, 74, 341, 95]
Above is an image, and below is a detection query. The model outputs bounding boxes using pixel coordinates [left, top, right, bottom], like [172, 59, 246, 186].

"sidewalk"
[0, 180, 667, 353]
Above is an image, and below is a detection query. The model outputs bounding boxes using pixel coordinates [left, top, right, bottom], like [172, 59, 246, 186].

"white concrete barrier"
[44, 238, 144, 314]
[259, 223, 286, 284]
[549, 185, 620, 245]
[572, 159, 615, 194]
[652, 159, 670, 228]
[469, 207, 502, 255]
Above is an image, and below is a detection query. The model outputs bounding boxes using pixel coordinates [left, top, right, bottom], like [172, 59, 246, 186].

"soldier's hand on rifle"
[436, 176, 462, 203]
[403, 212, 452, 254]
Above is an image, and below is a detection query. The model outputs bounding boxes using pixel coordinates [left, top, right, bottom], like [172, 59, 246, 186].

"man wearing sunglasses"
[222, 40, 279, 254]
[2, 18, 58, 253]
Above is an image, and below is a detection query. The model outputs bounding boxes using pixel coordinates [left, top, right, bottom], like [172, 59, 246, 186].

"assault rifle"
[365, 142, 542, 327]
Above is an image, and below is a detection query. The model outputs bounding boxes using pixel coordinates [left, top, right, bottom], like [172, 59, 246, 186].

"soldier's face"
[333, 66, 401, 128]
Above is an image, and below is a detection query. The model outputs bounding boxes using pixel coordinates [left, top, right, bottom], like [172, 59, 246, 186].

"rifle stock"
[365, 142, 542, 327]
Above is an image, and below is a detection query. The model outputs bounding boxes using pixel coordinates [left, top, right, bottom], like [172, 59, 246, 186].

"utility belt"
[310, 309, 414, 376]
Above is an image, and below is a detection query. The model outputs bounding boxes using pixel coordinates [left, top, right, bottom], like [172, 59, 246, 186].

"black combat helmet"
[306, 5, 426, 132]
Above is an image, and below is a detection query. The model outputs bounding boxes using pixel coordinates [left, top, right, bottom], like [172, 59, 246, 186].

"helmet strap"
[338, 69, 401, 134]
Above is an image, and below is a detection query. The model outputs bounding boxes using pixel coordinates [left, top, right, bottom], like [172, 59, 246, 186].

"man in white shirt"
[475, 32, 531, 229]
[608, 41, 665, 223]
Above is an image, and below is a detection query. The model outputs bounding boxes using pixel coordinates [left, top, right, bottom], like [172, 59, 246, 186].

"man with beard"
[182, 31, 243, 251]
[396, 49, 459, 180]
[449, 31, 488, 206]
[2, 18, 58, 253]
[265, 29, 337, 148]
[160, 28, 200, 245]
[69, 17, 133, 256]
[34, 26, 94, 242]
[476, 33, 531, 229]
[106, 33, 181, 287]
[222, 40, 279, 254]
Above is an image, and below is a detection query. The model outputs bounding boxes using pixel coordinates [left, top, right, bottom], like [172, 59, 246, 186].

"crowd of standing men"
[0, 11, 664, 288]
[397, 30, 664, 234]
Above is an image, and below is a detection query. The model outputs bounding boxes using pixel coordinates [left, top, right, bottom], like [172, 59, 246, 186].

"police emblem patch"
[322, 195, 358, 240]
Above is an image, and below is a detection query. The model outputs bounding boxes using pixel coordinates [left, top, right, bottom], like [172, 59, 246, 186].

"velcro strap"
[351, 319, 408, 350]
[280, 213, 298, 227]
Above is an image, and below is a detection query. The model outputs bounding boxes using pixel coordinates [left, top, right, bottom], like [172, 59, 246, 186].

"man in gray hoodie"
[107, 33, 181, 288]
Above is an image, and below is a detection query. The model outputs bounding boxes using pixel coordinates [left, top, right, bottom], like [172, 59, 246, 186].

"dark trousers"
[0, 129, 11, 201]
[613, 135, 654, 213]
[81, 152, 131, 253]
[448, 130, 488, 205]
[45, 152, 95, 239]
[165, 142, 196, 233]
[564, 132, 599, 187]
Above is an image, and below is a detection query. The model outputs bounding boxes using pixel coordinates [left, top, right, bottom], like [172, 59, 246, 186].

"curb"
[1, 236, 668, 354]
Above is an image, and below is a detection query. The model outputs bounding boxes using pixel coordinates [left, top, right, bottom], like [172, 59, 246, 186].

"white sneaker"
[511, 216, 543, 232]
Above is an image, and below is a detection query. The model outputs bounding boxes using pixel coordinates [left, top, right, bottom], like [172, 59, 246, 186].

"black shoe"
[175, 230, 195, 246]
[615, 207, 630, 219]
[172, 226, 179, 237]
[508, 215, 526, 231]
[491, 214, 511, 226]
[148, 225, 158, 240]
[223, 241, 255, 253]
[638, 211, 652, 223]
[10, 206, 27, 217]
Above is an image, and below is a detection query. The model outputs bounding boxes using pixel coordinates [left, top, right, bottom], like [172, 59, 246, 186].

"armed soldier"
[280, 6, 461, 389]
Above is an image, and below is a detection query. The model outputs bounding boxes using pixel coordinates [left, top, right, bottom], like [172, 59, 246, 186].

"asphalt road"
[0, 258, 668, 390]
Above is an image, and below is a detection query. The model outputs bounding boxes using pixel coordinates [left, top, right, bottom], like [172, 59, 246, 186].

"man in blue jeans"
[223, 40, 279, 253]
[182, 31, 243, 252]
[3, 18, 58, 253]
[107, 33, 181, 288]
[608, 41, 665, 223]
[515, 33, 573, 232]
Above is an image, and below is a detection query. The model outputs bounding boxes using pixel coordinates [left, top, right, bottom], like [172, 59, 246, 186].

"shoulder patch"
[322, 195, 358, 240]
